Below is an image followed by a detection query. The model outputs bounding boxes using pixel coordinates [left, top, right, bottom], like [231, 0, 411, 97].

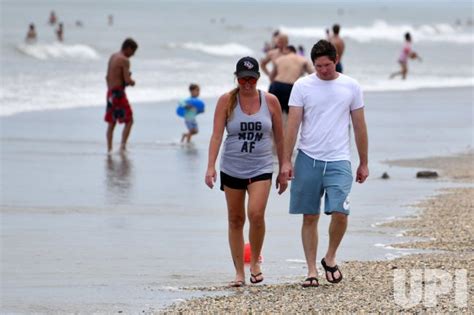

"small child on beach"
[179, 83, 205, 143]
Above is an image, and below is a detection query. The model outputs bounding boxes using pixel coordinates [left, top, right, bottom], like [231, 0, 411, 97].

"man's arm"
[269, 60, 278, 83]
[122, 58, 135, 86]
[260, 50, 274, 78]
[266, 93, 287, 194]
[304, 60, 314, 74]
[281, 106, 303, 179]
[351, 108, 369, 183]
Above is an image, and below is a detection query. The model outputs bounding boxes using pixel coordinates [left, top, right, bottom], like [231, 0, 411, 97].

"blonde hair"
[226, 87, 240, 121]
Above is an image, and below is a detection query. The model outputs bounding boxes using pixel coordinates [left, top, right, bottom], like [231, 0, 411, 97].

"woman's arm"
[205, 93, 229, 188]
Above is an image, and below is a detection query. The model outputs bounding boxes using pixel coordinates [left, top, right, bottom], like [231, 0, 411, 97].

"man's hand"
[356, 164, 369, 183]
[280, 161, 294, 181]
[276, 173, 288, 195]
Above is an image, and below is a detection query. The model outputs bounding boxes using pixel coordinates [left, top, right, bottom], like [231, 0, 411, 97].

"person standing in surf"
[390, 32, 422, 80]
[180, 83, 204, 143]
[104, 38, 138, 153]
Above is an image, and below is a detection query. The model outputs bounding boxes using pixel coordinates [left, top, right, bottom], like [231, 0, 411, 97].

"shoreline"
[1, 85, 473, 119]
[161, 151, 473, 313]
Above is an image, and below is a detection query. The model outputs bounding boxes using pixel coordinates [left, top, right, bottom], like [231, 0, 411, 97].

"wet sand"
[161, 151, 473, 313]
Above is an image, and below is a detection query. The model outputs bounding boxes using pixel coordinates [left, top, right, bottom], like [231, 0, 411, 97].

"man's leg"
[323, 212, 347, 281]
[302, 214, 320, 282]
[246, 179, 271, 282]
[106, 122, 116, 153]
[120, 117, 133, 151]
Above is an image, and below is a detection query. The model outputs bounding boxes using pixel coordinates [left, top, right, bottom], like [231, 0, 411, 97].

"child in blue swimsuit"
[180, 83, 203, 143]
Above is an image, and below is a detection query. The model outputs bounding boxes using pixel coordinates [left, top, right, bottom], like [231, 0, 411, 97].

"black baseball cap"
[235, 56, 260, 79]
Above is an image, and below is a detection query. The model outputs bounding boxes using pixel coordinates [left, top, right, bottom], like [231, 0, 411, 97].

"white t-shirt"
[288, 73, 364, 161]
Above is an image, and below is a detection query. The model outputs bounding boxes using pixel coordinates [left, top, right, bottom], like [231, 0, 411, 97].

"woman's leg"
[224, 187, 246, 283]
[246, 179, 271, 280]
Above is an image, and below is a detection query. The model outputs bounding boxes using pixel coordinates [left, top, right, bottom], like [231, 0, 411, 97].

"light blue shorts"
[289, 150, 353, 215]
[185, 119, 198, 131]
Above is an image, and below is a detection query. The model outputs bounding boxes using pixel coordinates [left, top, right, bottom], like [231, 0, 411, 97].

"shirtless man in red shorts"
[104, 38, 138, 153]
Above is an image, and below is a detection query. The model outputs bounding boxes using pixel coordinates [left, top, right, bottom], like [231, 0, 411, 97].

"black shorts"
[268, 81, 293, 114]
[220, 171, 273, 191]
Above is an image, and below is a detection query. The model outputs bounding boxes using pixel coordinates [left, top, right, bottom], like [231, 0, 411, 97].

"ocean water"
[1, 0, 473, 116]
[1, 0, 473, 312]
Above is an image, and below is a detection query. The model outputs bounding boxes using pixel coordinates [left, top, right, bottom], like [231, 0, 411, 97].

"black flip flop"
[250, 272, 264, 284]
[228, 280, 245, 288]
[321, 258, 343, 283]
[301, 277, 319, 288]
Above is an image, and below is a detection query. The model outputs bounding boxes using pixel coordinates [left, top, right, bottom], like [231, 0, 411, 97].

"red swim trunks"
[104, 87, 133, 123]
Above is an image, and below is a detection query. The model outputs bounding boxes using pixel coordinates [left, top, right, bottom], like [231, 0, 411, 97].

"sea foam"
[16, 42, 100, 60]
[281, 20, 474, 44]
[169, 42, 253, 57]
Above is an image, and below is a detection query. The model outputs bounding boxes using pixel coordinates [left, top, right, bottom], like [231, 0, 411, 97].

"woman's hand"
[205, 168, 217, 189]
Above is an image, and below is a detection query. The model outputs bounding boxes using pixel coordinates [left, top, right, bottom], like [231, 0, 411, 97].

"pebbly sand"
[161, 151, 473, 313]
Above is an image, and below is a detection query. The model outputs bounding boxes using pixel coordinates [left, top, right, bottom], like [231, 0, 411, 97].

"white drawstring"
[322, 161, 328, 176]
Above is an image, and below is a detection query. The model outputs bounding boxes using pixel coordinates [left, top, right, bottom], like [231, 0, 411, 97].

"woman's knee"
[248, 211, 265, 227]
[228, 214, 245, 229]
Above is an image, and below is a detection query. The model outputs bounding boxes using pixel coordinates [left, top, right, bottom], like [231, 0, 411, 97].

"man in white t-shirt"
[281, 40, 369, 287]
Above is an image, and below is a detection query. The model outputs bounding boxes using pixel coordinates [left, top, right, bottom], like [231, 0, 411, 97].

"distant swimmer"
[269, 45, 313, 116]
[329, 24, 345, 73]
[271, 30, 280, 48]
[262, 41, 272, 53]
[390, 32, 422, 80]
[260, 33, 290, 83]
[104, 38, 138, 153]
[25, 23, 37, 43]
[179, 83, 205, 143]
[297, 45, 305, 57]
[108, 14, 114, 26]
[56, 22, 64, 42]
[48, 10, 57, 25]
